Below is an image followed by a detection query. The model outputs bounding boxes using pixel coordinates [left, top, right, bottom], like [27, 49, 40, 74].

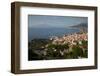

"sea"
[28, 28, 80, 41]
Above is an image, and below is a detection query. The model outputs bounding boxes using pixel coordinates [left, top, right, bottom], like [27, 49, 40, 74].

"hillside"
[70, 23, 87, 28]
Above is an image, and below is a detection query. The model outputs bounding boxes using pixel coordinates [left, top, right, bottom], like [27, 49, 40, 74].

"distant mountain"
[70, 23, 88, 29]
[69, 23, 88, 32]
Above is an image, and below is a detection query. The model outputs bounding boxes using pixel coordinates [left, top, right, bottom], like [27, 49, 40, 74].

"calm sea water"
[28, 28, 80, 41]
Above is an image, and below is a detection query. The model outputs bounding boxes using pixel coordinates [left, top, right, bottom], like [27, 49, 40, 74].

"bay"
[28, 28, 80, 41]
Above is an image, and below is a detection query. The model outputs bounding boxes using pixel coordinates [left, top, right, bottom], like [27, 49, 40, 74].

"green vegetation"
[28, 38, 88, 60]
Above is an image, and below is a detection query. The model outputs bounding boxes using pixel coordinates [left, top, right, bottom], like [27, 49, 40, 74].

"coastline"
[28, 32, 88, 60]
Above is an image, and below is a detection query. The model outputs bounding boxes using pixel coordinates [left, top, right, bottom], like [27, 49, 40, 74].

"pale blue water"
[28, 28, 80, 41]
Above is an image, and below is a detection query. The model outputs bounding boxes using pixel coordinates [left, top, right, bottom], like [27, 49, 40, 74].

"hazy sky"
[28, 15, 88, 28]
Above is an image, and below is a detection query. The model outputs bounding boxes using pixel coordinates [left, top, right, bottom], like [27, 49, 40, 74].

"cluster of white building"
[50, 33, 88, 46]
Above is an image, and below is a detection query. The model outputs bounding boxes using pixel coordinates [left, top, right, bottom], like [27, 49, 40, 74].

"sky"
[28, 15, 88, 28]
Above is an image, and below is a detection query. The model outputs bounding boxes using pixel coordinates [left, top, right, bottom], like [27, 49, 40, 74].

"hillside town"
[28, 32, 88, 60]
